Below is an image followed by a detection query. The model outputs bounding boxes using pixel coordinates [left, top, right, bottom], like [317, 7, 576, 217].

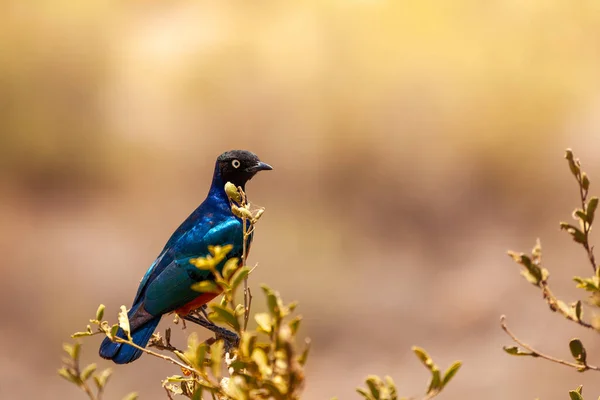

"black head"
[216, 150, 272, 188]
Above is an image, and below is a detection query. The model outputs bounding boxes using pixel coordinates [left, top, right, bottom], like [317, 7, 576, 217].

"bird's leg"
[198, 304, 210, 319]
[182, 313, 240, 351]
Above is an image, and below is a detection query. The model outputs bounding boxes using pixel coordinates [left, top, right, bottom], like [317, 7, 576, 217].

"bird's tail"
[99, 306, 160, 364]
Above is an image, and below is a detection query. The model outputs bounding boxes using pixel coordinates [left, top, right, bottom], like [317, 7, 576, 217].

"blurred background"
[2, 0, 600, 398]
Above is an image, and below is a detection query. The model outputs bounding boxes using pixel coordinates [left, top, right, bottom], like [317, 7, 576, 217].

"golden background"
[2, 1, 600, 398]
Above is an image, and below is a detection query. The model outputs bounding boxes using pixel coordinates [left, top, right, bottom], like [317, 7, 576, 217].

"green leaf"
[503, 346, 536, 356]
[569, 339, 587, 364]
[71, 331, 93, 338]
[582, 172, 590, 191]
[62, 343, 73, 358]
[63, 342, 81, 360]
[93, 368, 112, 389]
[191, 387, 203, 400]
[532, 239, 542, 262]
[234, 303, 245, 316]
[225, 182, 242, 203]
[58, 368, 78, 384]
[560, 223, 587, 244]
[356, 388, 373, 400]
[288, 316, 302, 335]
[565, 149, 580, 177]
[365, 375, 382, 399]
[412, 346, 434, 369]
[174, 350, 193, 366]
[569, 390, 584, 400]
[229, 359, 248, 371]
[575, 301, 583, 321]
[587, 197, 599, 224]
[209, 304, 241, 332]
[96, 304, 105, 321]
[222, 258, 240, 280]
[122, 392, 138, 400]
[71, 342, 81, 361]
[110, 324, 119, 339]
[427, 369, 441, 394]
[232, 205, 253, 219]
[118, 306, 131, 340]
[508, 251, 543, 284]
[575, 210, 589, 223]
[255, 313, 273, 334]
[231, 266, 251, 291]
[190, 256, 213, 270]
[441, 361, 462, 388]
[195, 343, 207, 370]
[211, 340, 224, 379]
[262, 380, 285, 400]
[520, 270, 541, 286]
[557, 300, 573, 316]
[81, 363, 96, 381]
[165, 375, 186, 382]
[164, 384, 183, 396]
[261, 284, 281, 318]
[190, 280, 221, 293]
[574, 276, 600, 292]
[251, 347, 270, 377]
[384, 376, 397, 400]
[240, 332, 257, 358]
[298, 338, 311, 366]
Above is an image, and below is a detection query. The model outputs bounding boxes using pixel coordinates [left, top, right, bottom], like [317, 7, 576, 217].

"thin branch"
[112, 337, 203, 376]
[148, 339, 182, 353]
[242, 214, 249, 331]
[183, 314, 239, 349]
[576, 170, 597, 273]
[79, 382, 97, 400]
[500, 315, 600, 372]
[244, 287, 253, 331]
[72, 361, 98, 400]
[539, 282, 596, 330]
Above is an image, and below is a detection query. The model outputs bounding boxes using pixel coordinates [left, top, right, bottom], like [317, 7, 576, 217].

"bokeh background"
[2, 1, 600, 399]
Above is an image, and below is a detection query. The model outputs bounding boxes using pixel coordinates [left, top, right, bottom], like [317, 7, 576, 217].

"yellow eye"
[232, 159, 241, 168]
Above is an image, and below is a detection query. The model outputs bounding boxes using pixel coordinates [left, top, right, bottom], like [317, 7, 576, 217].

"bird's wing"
[133, 218, 244, 316]
[132, 249, 168, 306]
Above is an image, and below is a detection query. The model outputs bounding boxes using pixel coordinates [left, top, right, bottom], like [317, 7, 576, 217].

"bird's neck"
[208, 165, 246, 206]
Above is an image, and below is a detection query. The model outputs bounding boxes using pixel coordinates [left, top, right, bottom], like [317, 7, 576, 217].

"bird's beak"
[246, 161, 273, 173]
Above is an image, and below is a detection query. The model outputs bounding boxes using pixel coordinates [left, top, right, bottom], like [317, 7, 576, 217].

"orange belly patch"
[174, 292, 221, 316]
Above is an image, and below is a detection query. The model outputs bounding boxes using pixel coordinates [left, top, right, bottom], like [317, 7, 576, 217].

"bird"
[99, 150, 272, 364]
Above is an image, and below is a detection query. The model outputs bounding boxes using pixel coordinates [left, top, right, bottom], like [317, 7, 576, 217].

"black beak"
[246, 161, 273, 173]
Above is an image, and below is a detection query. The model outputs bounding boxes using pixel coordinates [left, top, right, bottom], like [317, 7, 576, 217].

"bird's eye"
[232, 159, 241, 168]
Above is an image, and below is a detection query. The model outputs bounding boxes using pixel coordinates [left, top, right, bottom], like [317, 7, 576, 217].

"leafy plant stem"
[500, 315, 600, 372]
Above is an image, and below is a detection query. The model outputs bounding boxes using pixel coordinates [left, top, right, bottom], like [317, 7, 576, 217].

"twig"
[183, 314, 239, 349]
[149, 340, 182, 353]
[539, 282, 596, 330]
[236, 185, 258, 333]
[73, 360, 98, 400]
[576, 170, 597, 273]
[112, 337, 203, 376]
[244, 287, 253, 331]
[242, 207, 249, 334]
[500, 315, 600, 372]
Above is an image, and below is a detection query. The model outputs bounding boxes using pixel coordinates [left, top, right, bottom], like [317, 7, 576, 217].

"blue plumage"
[99, 150, 272, 364]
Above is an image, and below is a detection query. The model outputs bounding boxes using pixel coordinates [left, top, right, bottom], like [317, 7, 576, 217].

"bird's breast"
[174, 292, 221, 316]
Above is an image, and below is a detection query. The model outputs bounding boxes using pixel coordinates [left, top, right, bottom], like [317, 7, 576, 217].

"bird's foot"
[182, 314, 240, 352]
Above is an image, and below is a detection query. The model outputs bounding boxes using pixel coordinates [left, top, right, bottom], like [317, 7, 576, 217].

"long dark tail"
[99, 306, 160, 364]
